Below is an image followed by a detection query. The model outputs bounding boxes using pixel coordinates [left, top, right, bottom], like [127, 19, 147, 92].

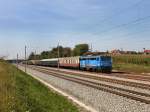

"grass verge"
[0, 60, 79, 112]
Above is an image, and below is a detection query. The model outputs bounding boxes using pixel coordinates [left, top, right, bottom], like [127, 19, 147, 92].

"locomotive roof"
[80, 55, 111, 58]
[59, 56, 80, 59]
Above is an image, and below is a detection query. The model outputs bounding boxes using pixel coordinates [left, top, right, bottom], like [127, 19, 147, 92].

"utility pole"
[91, 43, 93, 52]
[34, 50, 36, 60]
[25, 46, 27, 73]
[17, 53, 19, 69]
[57, 43, 60, 70]
[48, 46, 53, 58]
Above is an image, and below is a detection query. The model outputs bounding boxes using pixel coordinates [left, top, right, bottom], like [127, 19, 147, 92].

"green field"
[0, 60, 79, 112]
[113, 63, 150, 73]
[112, 55, 150, 73]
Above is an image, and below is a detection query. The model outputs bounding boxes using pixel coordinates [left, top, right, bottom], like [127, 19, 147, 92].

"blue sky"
[0, 0, 150, 59]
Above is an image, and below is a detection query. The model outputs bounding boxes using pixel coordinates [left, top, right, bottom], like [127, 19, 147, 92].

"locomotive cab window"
[101, 56, 111, 61]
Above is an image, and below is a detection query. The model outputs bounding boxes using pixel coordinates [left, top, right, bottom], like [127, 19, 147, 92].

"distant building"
[110, 49, 137, 55]
[144, 50, 150, 54]
[124, 51, 137, 54]
[111, 49, 122, 55]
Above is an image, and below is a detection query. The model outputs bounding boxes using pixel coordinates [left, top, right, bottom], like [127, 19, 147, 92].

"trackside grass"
[0, 60, 79, 112]
[113, 63, 150, 73]
[111, 55, 150, 73]
[112, 55, 150, 66]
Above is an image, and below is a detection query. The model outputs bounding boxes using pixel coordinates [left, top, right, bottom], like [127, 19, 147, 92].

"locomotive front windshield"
[101, 56, 112, 61]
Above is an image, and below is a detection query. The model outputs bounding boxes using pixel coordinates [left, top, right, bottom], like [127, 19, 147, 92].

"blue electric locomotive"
[80, 56, 112, 72]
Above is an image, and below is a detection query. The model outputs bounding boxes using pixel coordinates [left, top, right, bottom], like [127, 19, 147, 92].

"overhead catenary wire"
[95, 0, 145, 25]
[85, 0, 149, 51]
[91, 15, 150, 36]
[95, 23, 150, 42]
[89, 16, 150, 43]
[85, 0, 148, 38]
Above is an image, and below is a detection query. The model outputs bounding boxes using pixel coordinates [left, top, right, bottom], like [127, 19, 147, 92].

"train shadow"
[111, 71, 131, 74]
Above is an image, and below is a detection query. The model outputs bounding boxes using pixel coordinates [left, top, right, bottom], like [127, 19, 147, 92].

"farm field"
[113, 63, 150, 73]
[0, 60, 79, 112]
[112, 55, 150, 73]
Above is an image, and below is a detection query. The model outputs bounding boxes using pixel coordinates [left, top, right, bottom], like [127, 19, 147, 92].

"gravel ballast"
[18, 66, 150, 112]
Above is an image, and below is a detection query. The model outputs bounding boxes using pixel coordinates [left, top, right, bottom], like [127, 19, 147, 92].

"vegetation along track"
[29, 65, 150, 90]
[27, 65, 150, 104]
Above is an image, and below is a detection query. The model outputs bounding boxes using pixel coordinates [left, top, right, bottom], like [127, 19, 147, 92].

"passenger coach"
[39, 58, 58, 67]
[59, 56, 80, 69]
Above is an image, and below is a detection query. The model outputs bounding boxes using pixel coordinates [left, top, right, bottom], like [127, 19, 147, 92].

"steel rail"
[30, 66, 150, 104]
[31, 65, 150, 90]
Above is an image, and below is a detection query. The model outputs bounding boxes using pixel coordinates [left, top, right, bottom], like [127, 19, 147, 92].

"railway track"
[26, 65, 150, 82]
[28, 65, 150, 104]
[102, 73, 150, 82]
[39, 66, 150, 82]
[29, 65, 150, 90]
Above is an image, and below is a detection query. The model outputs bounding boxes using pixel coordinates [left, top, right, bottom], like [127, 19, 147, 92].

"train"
[26, 55, 112, 73]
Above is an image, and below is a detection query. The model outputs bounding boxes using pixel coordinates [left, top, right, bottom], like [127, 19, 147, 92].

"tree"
[63, 47, 72, 57]
[28, 44, 89, 60]
[50, 46, 63, 58]
[73, 44, 89, 56]
[40, 51, 49, 59]
[28, 52, 35, 60]
[50, 46, 72, 58]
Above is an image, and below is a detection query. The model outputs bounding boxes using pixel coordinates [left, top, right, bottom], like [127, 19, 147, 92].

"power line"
[90, 26, 150, 47]
[85, 0, 148, 38]
[95, 29, 150, 43]
[92, 15, 150, 36]
[96, 23, 150, 42]
[94, 0, 145, 26]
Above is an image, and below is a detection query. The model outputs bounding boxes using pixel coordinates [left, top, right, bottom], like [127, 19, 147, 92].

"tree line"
[28, 44, 89, 60]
